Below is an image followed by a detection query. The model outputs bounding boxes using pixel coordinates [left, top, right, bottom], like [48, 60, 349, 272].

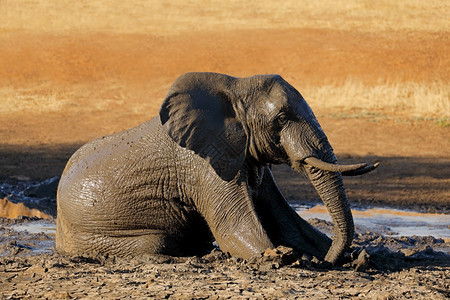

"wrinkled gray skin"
[57, 72, 377, 264]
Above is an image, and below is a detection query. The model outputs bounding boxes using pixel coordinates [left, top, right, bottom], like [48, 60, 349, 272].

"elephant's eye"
[276, 114, 288, 126]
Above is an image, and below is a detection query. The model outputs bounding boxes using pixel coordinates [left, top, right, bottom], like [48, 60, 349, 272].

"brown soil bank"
[0, 29, 449, 212]
[1, 30, 447, 86]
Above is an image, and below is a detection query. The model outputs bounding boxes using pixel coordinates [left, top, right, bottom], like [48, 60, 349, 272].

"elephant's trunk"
[281, 125, 355, 263]
[300, 155, 378, 262]
[303, 163, 354, 263]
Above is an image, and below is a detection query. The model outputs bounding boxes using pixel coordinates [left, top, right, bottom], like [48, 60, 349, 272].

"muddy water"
[293, 204, 450, 240]
[0, 177, 58, 217]
[1, 220, 56, 255]
[11, 206, 448, 240]
[11, 220, 56, 236]
[4, 204, 448, 256]
[1, 178, 449, 256]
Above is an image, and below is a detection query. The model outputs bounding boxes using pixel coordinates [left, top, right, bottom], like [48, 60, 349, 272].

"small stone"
[353, 249, 370, 272]
[44, 290, 72, 299]
[263, 246, 296, 266]
[25, 264, 47, 275]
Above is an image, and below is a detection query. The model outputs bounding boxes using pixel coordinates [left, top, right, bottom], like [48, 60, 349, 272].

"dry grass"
[0, 81, 166, 116]
[302, 79, 450, 119]
[0, 85, 73, 114]
[1, 80, 447, 120]
[1, 0, 448, 34]
[0, 0, 448, 120]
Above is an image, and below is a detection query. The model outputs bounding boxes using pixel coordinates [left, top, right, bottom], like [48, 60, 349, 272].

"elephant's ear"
[159, 74, 247, 181]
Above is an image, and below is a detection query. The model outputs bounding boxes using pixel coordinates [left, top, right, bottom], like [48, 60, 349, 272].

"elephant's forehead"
[257, 93, 312, 118]
[260, 99, 279, 114]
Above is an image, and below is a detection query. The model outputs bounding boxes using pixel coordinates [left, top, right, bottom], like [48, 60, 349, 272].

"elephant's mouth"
[301, 156, 379, 176]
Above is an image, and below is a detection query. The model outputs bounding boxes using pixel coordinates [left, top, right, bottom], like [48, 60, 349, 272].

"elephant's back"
[61, 117, 161, 174]
[57, 116, 180, 229]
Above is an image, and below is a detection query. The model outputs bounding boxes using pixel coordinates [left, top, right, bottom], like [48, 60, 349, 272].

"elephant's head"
[160, 72, 377, 263]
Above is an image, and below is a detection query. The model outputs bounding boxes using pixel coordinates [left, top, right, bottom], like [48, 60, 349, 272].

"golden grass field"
[2, 0, 448, 33]
[0, 3, 449, 299]
[0, 0, 448, 184]
[1, 0, 448, 121]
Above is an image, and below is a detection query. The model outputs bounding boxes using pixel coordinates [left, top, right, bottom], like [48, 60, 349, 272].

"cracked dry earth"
[1, 218, 448, 299]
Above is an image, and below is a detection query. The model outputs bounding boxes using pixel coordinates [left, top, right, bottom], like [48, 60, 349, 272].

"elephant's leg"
[58, 228, 212, 257]
[85, 231, 169, 256]
[57, 197, 214, 257]
[57, 221, 170, 257]
[255, 167, 332, 260]
[200, 177, 274, 259]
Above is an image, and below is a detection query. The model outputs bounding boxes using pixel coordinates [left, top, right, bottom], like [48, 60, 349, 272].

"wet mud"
[0, 216, 449, 299]
[1, 173, 449, 298]
[297, 204, 450, 241]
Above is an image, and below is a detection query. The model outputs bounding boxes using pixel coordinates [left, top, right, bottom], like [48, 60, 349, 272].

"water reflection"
[4, 205, 449, 256]
[11, 221, 56, 236]
[293, 204, 450, 240]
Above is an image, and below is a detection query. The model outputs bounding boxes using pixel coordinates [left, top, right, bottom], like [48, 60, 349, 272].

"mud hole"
[0, 216, 449, 299]
[0, 177, 448, 298]
[0, 124, 448, 299]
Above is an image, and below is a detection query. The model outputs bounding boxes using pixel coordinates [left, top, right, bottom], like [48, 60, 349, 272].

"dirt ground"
[0, 217, 449, 299]
[0, 29, 448, 212]
[0, 2, 449, 298]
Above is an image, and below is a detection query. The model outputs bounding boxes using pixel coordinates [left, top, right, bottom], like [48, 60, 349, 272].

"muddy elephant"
[56, 72, 378, 264]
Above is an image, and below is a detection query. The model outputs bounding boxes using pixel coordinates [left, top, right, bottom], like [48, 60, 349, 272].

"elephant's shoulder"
[136, 116, 175, 147]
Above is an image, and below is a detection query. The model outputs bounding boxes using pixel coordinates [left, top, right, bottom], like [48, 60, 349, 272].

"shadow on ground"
[0, 144, 448, 213]
[273, 155, 450, 213]
[0, 143, 81, 181]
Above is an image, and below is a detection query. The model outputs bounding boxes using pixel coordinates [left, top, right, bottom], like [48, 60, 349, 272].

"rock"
[353, 249, 370, 272]
[408, 246, 449, 259]
[262, 246, 297, 266]
[43, 290, 72, 299]
[263, 248, 278, 258]
[203, 248, 228, 262]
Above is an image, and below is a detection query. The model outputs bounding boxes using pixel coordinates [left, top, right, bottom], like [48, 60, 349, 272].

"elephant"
[56, 72, 378, 264]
